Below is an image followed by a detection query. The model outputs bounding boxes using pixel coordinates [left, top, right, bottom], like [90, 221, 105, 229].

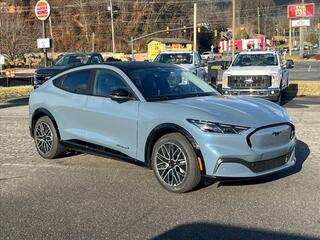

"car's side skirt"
[60, 139, 147, 167]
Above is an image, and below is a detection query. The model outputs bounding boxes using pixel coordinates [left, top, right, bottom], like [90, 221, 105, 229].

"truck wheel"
[276, 91, 283, 105]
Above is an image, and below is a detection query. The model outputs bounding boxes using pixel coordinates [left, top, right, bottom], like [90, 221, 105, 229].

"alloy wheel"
[35, 122, 53, 155]
[155, 142, 187, 186]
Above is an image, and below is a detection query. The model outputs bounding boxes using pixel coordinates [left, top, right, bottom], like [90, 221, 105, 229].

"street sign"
[35, 0, 51, 21]
[5, 69, 15, 78]
[287, 3, 315, 19]
[37, 38, 51, 48]
[292, 19, 311, 27]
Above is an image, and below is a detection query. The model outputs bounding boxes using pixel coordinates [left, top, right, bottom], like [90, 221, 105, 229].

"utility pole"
[49, 16, 54, 58]
[257, 7, 260, 35]
[109, 0, 115, 54]
[42, 21, 47, 67]
[232, 0, 236, 59]
[193, 3, 197, 52]
[289, 19, 292, 56]
[92, 32, 95, 52]
[299, 0, 304, 58]
[131, 36, 134, 61]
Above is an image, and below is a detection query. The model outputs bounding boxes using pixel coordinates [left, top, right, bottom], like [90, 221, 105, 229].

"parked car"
[222, 51, 291, 103]
[286, 59, 294, 69]
[34, 52, 104, 87]
[29, 62, 296, 193]
[200, 51, 212, 60]
[153, 51, 206, 80]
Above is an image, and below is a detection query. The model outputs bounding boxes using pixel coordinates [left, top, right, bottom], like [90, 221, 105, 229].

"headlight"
[270, 73, 280, 85]
[33, 74, 38, 85]
[222, 74, 230, 88]
[290, 126, 295, 140]
[187, 119, 250, 134]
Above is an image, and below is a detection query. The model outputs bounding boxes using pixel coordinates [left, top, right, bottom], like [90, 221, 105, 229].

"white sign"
[292, 19, 310, 27]
[37, 38, 51, 48]
[0, 55, 5, 65]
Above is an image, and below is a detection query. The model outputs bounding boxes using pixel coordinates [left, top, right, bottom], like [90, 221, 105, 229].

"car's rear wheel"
[151, 133, 201, 193]
[34, 116, 64, 159]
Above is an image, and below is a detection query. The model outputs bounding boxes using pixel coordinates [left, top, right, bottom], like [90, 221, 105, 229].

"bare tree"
[0, 13, 34, 61]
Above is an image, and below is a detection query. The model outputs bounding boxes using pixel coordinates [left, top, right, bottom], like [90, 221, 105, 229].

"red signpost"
[287, 3, 315, 19]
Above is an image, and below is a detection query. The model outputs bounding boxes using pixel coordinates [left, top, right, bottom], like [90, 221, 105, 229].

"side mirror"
[200, 59, 206, 66]
[110, 88, 134, 103]
[286, 60, 294, 69]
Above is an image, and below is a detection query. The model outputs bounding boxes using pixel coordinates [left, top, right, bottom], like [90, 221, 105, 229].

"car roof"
[238, 51, 276, 55]
[60, 52, 101, 56]
[158, 51, 194, 54]
[101, 61, 181, 72]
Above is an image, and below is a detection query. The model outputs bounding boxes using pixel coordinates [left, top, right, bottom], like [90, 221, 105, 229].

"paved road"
[217, 61, 320, 82]
[289, 62, 320, 81]
[1, 98, 320, 240]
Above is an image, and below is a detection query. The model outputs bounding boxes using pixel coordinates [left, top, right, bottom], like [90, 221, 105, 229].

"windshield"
[127, 67, 219, 101]
[232, 53, 278, 66]
[54, 54, 89, 66]
[154, 53, 193, 64]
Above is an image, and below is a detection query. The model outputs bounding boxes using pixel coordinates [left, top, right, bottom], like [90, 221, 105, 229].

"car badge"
[272, 131, 281, 136]
[244, 78, 254, 84]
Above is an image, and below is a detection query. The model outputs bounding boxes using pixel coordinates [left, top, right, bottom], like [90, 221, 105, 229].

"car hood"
[176, 64, 195, 71]
[35, 65, 72, 75]
[225, 66, 280, 75]
[165, 95, 289, 128]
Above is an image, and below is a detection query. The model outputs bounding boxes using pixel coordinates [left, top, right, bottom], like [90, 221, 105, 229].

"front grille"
[250, 149, 293, 173]
[35, 73, 52, 85]
[228, 75, 272, 89]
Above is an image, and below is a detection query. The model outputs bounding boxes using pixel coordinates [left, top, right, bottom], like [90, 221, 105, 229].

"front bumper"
[193, 123, 296, 179]
[213, 147, 295, 178]
[222, 88, 280, 101]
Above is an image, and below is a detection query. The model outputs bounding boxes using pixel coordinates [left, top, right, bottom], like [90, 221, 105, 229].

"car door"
[280, 55, 289, 90]
[83, 67, 139, 159]
[193, 53, 205, 79]
[51, 69, 92, 141]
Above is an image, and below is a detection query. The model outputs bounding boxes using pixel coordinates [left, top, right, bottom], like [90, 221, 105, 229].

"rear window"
[53, 70, 91, 95]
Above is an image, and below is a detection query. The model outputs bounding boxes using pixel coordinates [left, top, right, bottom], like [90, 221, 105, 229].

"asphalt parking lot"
[0, 97, 320, 240]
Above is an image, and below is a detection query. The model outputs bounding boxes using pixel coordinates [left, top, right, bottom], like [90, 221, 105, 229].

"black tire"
[34, 116, 64, 159]
[151, 133, 201, 193]
[276, 91, 283, 105]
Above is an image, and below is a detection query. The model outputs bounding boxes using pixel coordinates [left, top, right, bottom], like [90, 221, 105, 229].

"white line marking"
[308, 65, 311, 72]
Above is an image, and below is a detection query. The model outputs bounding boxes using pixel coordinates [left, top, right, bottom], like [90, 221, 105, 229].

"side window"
[194, 53, 200, 65]
[91, 55, 103, 64]
[60, 70, 91, 94]
[93, 69, 128, 97]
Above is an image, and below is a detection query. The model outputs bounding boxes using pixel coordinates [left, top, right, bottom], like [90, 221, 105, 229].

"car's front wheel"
[151, 133, 201, 193]
[34, 116, 64, 159]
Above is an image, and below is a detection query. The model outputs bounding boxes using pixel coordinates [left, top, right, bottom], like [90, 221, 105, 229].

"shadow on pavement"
[201, 140, 309, 188]
[152, 222, 319, 240]
[0, 97, 29, 109]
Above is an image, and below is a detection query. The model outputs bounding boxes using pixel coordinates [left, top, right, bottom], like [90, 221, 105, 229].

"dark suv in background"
[34, 52, 104, 87]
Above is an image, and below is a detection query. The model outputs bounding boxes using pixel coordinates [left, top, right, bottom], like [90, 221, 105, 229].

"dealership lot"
[0, 98, 320, 240]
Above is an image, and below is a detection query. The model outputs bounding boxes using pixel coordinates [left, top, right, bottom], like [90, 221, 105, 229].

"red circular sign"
[35, 0, 51, 21]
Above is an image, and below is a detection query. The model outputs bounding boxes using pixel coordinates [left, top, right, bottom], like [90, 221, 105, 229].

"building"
[147, 38, 192, 61]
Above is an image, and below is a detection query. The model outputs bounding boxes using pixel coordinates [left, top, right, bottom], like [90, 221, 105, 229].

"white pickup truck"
[222, 51, 293, 102]
[153, 51, 206, 80]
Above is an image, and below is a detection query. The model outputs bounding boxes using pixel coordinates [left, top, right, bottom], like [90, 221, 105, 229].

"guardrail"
[0, 76, 33, 87]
